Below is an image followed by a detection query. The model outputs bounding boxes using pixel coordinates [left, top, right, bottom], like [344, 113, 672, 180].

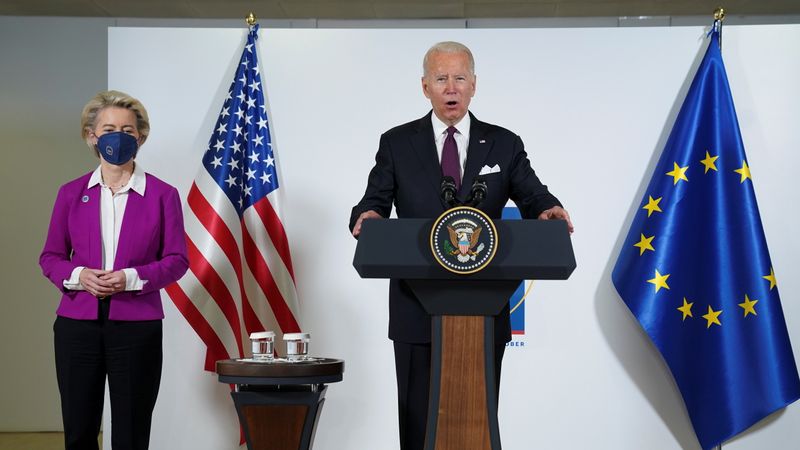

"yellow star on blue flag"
[611, 24, 799, 450]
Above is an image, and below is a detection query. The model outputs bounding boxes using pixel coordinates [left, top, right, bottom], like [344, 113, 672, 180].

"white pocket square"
[479, 164, 501, 175]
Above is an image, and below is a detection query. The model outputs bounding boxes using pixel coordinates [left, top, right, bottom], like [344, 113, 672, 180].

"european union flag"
[612, 26, 800, 449]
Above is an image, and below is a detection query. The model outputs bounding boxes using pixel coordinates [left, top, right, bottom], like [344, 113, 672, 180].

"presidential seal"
[430, 206, 498, 275]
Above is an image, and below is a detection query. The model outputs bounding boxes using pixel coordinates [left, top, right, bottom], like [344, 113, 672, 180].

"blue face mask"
[96, 132, 138, 165]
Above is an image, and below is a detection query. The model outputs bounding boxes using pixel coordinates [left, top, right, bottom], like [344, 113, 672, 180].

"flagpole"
[713, 7, 725, 50]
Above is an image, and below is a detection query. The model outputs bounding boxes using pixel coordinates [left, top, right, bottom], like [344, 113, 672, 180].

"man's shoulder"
[381, 114, 430, 139]
[470, 115, 518, 140]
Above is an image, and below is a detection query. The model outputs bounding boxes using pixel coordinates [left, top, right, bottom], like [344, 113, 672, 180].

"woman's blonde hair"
[80, 90, 150, 155]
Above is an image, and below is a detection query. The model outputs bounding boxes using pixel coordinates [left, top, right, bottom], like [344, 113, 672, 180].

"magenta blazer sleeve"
[39, 172, 189, 320]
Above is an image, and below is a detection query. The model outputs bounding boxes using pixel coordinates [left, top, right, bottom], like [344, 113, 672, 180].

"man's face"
[422, 51, 476, 126]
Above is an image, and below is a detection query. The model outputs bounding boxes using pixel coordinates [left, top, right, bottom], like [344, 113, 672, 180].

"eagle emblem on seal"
[431, 206, 497, 275]
[445, 219, 486, 263]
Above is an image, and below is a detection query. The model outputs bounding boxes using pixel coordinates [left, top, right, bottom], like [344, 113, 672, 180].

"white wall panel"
[109, 25, 800, 449]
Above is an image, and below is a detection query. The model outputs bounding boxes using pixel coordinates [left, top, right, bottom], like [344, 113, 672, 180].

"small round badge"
[430, 206, 498, 275]
[81, 195, 89, 203]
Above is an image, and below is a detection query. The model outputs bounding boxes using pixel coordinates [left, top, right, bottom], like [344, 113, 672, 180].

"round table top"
[216, 357, 344, 381]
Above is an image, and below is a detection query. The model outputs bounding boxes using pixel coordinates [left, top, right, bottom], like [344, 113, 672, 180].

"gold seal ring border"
[429, 206, 499, 275]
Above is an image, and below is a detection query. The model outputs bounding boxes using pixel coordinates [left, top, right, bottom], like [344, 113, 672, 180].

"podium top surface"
[216, 358, 344, 385]
[353, 218, 576, 281]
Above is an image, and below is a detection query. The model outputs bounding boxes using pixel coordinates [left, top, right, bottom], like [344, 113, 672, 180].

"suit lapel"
[460, 113, 493, 199]
[408, 112, 444, 200]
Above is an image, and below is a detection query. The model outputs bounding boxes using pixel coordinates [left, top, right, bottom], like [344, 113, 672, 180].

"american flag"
[166, 24, 301, 371]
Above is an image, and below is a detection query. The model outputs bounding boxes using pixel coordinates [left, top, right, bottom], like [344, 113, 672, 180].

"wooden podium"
[353, 218, 575, 450]
[216, 358, 344, 450]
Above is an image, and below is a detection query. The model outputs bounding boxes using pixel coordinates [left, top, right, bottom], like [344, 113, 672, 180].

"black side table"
[216, 358, 345, 450]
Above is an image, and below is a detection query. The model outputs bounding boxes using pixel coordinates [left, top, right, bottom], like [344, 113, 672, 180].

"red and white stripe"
[166, 168, 301, 371]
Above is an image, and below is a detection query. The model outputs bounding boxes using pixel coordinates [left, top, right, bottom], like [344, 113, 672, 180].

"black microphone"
[466, 176, 488, 207]
[440, 176, 458, 208]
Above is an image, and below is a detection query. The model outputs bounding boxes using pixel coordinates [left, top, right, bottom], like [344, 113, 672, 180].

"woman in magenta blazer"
[40, 90, 188, 450]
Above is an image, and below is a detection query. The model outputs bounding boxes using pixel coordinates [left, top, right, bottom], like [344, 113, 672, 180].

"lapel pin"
[479, 139, 486, 144]
[81, 195, 89, 203]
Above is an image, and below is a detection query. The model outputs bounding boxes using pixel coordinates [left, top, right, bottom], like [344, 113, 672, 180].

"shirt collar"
[431, 111, 471, 138]
[87, 163, 147, 195]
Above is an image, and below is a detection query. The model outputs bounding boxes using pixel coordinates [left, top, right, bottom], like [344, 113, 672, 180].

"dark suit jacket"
[350, 111, 562, 344]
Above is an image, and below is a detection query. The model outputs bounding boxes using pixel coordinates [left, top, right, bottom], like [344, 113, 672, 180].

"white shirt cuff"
[123, 268, 146, 291]
[63, 266, 86, 290]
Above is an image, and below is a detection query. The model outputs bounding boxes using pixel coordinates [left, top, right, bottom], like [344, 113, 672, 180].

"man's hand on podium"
[352, 210, 384, 238]
[538, 206, 574, 234]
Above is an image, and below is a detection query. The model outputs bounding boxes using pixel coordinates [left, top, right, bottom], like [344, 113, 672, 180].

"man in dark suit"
[349, 41, 573, 450]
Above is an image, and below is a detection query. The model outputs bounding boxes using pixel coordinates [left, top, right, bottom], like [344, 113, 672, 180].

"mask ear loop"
[88, 130, 100, 150]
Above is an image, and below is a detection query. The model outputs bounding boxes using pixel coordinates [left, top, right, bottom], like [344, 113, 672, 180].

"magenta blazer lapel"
[80, 183, 104, 270]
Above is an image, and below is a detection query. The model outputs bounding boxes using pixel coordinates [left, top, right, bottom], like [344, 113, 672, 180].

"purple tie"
[441, 126, 461, 191]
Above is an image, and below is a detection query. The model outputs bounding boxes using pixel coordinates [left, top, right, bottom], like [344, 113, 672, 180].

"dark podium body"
[216, 358, 344, 450]
[354, 217, 575, 450]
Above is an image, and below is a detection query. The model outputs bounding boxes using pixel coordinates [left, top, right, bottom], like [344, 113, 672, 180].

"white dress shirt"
[63, 164, 147, 291]
[431, 112, 471, 176]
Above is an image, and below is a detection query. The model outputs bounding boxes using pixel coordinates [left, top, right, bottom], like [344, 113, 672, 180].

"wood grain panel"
[242, 404, 308, 450]
[434, 315, 490, 450]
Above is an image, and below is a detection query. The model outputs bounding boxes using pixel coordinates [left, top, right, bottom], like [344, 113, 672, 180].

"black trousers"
[393, 339, 506, 450]
[54, 299, 162, 450]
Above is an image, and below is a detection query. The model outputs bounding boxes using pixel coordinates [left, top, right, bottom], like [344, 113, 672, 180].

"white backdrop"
[108, 25, 800, 449]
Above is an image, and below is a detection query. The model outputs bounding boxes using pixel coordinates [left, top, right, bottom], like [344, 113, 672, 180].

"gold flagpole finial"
[245, 12, 257, 27]
[713, 7, 725, 50]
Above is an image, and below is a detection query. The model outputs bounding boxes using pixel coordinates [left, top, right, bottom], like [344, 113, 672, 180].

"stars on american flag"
[202, 38, 278, 215]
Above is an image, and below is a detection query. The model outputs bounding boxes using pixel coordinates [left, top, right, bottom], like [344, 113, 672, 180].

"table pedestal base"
[232, 385, 327, 450]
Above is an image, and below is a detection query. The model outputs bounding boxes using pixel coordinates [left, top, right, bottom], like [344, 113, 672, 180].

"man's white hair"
[422, 41, 475, 77]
